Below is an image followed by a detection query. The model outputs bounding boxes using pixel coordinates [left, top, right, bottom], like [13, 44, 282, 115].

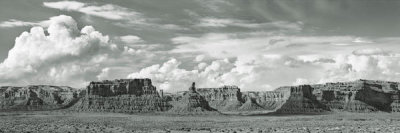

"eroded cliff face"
[3, 79, 400, 114]
[168, 83, 218, 114]
[243, 91, 287, 111]
[196, 86, 244, 111]
[0, 85, 79, 111]
[312, 80, 400, 113]
[191, 79, 400, 114]
[87, 79, 159, 97]
[273, 85, 329, 114]
[195, 86, 285, 113]
[72, 79, 171, 113]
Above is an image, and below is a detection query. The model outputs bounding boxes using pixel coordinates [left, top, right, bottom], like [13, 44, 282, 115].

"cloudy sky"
[1, 0, 400, 92]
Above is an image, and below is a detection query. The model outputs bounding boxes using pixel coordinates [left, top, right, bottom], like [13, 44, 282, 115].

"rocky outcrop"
[168, 83, 218, 114]
[87, 79, 159, 97]
[0, 85, 79, 111]
[312, 79, 400, 112]
[274, 85, 329, 114]
[72, 79, 171, 113]
[196, 86, 243, 111]
[243, 91, 287, 110]
[4, 78, 400, 115]
[192, 79, 400, 114]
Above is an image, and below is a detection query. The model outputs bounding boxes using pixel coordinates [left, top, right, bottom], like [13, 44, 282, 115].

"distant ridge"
[2, 79, 400, 115]
[0, 85, 79, 111]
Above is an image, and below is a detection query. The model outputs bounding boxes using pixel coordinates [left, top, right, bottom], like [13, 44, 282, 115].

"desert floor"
[0, 111, 399, 133]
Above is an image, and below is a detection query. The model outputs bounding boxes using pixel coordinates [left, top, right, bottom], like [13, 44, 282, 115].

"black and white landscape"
[1, 0, 400, 133]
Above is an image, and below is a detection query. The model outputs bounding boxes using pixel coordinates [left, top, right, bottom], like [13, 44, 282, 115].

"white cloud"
[352, 37, 373, 43]
[0, 19, 41, 28]
[352, 48, 389, 56]
[195, 55, 205, 62]
[320, 52, 400, 83]
[129, 49, 400, 92]
[119, 35, 143, 44]
[171, 32, 358, 58]
[0, 15, 153, 88]
[166, 29, 400, 91]
[43, 1, 143, 21]
[127, 55, 330, 92]
[197, 18, 236, 27]
[97, 68, 111, 80]
[197, 18, 303, 30]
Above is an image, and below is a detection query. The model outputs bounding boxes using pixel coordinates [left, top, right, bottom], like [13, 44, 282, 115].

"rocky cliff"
[196, 86, 244, 111]
[311, 79, 400, 113]
[168, 83, 218, 114]
[0, 85, 79, 111]
[273, 85, 329, 114]
[191, 79, 400, 114]
[72, 79, 171, 113]
[3, 79, 400, 115]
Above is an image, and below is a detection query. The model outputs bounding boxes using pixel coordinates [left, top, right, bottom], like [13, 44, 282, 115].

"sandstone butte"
[1, 78, 400, 115]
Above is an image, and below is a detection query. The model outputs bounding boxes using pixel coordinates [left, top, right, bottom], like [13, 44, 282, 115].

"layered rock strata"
[312, 79, 400, 112]
[273, 85, 329, 114]
[192, 79, 400, 114]
[196, 86, 244, 111]
[0, 85, 79, 111]
[72, 79, 171, 113]
[243, 91, 287, 111]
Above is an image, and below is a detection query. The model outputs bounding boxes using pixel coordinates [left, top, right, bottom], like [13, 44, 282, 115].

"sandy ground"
[0, 111, 400, 133]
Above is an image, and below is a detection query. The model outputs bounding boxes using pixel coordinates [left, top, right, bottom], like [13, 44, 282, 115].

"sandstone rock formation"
[72, 79, 171, 113]
[191, 79, 400, 114]
[0, 85, 79, 111]
[4, 78, 400, 115]
[243, 91, 287, 110]
[237, 95, 264, 111]
[312, 79, 400, 113]
[168, 82, 218, 114]
[196, 86, 244, 111]
[273, 85, 329, 114]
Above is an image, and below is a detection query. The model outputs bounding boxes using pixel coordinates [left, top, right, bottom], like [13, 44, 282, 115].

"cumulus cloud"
[127, 54, 331, 92]
[0, 15, 111, 86]
[320, 51, 400, 83]
[131, 49, 400, 92]
[43, 1, 143, 21]
[167, 28, 400, 91]
[0, 15, 151, 88]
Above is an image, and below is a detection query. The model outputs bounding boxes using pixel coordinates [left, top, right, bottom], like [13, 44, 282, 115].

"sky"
[1, 0, 400, 92]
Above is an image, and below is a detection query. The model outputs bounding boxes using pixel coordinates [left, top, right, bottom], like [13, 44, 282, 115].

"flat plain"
[0, 111, 400, 133]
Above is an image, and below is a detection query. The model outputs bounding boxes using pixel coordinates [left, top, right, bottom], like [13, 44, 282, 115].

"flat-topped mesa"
[197, 85, 243, 102]
[87, 78, 159, 97]
[309, 80, 400, 112]
[73, 78, 171, 113]
[312, 79, 400, 92]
